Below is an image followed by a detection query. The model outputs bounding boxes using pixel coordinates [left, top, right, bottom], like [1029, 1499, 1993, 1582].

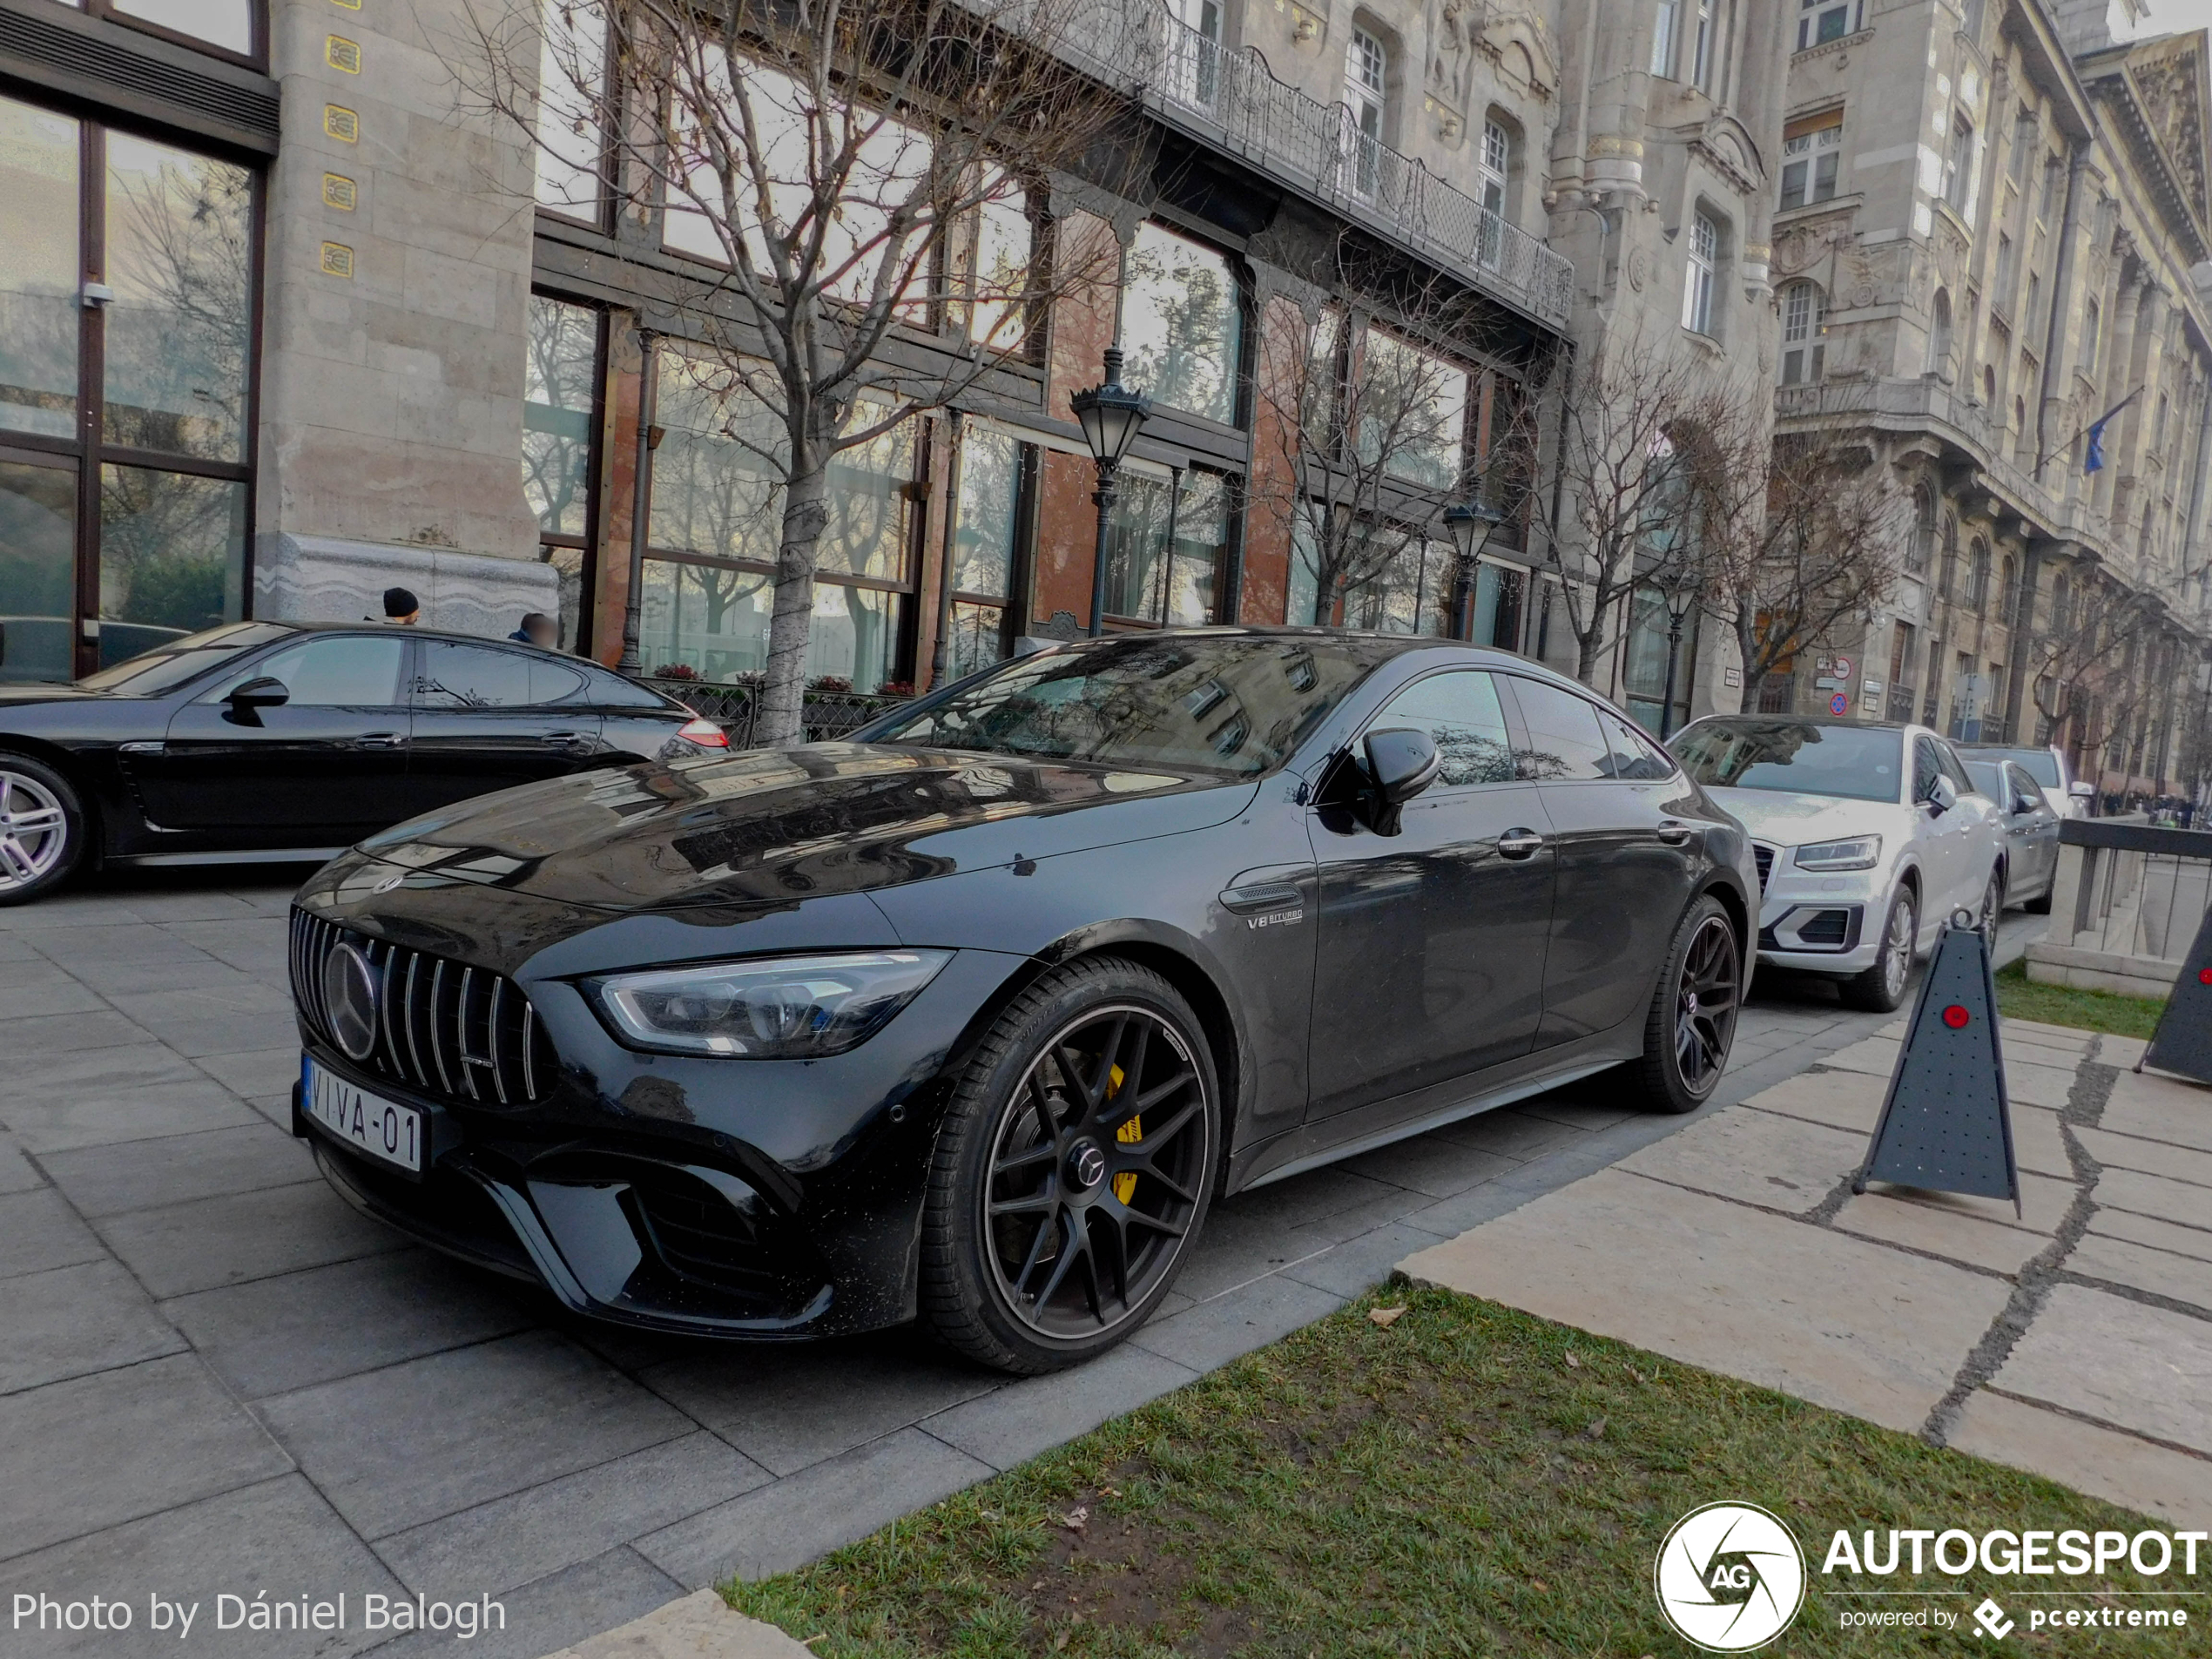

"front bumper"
[1753, 845, 1887, 976]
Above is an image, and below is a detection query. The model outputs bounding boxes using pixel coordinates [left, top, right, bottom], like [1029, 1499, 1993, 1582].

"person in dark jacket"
[509, 613, 557, 648]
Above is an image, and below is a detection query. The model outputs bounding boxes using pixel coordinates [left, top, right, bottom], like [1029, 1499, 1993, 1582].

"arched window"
[2052, 570, 2073, 632]
[1345, 26, 1387, 198]
[2013, 394, 2027, 436]
[1929, 288, 1952, 378]
[1909, 483, 1934, 574]
[2000, 554, 2018, 624]
[1983, 364, 1997, 404]
[2082, 299, 2101, 374]
[1683, 210, 1722, 335]
[1939, 516, 1959, 597]
[1477, 112, 1517, 269]
[1967, 537, 1991, 611]
[1779, 281, 1824, 384]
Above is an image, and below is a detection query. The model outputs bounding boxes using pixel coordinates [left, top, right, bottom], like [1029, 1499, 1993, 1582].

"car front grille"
[290, 909, 558, 1108]
[1753, 844, 1775, 894]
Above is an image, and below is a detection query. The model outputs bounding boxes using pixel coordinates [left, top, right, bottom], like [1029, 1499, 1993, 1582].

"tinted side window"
[414, 644, 581, 709]
[1912, 738, 1941, 801]
[1598, 712, 1676, 780]
[1371, 671, 1514, 786]
[203, 637, 406, 706]
[1936, 742, 1975, 795]
[1508, 679, 1612, 781]
[582, 665, 673, 709]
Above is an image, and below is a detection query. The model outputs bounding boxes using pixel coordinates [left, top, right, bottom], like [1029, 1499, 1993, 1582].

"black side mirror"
[225, 676, 289, 724]
[1925, 774, 1958, 815]
[1359, 727, 1440, 835]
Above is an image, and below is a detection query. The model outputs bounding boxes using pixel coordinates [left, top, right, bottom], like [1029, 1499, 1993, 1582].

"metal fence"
[1045, 0, 1575, 327]
[2058, 819, 2212, 964]
[644, 679, 914, 746]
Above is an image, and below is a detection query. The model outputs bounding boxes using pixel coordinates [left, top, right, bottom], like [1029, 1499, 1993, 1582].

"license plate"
[302, 1056, 423, 1174]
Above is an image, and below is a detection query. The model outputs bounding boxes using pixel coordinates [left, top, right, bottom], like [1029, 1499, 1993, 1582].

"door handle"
[1656, 819, 1694, 846]
[356, 732, 406, 749]
[1495, 829, 1546, 860]
[542, 731, 592, 749]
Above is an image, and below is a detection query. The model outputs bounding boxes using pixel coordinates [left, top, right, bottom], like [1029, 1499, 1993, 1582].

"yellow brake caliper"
[1108, 1062, 1141, 1203]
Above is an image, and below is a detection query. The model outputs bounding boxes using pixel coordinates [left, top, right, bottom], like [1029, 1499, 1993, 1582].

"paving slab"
[375, 1432, 772, 1598]
[1948, 1389, 2212, 1527]
[0, 1352, 292, 1557]
[0, 1185, 108, 1280]
[2101, 1069, 2212, 1154]
[1989, 1284, 2212, 1457]
[1861, 1167, 2078, 1237]
[368, 1547, 684, 1659]
[636, 1428, 993, 1587]
[1999, 1019, 2095, 1051]
[1818, 1037, 1901, 1077]
[0, 1132, 39, 1194]
[2006, 1061, 2081, 1110]
[0, 1008, 158, 1057]
[39, 1121, 317, 1219]
[161, 1247, 541, 1399]
[1615, 1104, 1863, 1215]
[2078, 1124, 2212, 1189]
[1737, 1069, 1886, 1135]
[2101, 1033, 2151, 1069]
[1831, 1192, 2047, 1276]
[1281, 1218, 1453, 1297]
[0, 1258, 185, 1396]
[0, 1474, 404, 1657]
[0, 1042, 200, 1107]
[1339, 1133, 1519, 1198]
[2087, 1208, 2212, 1264]
[1400, 1168, 2013, 1434]
[94, 1177, 408, 1298]
[257, 1330, 695, 1539]
[0, 966, 106, 1020]
[2095, 1166, 2212, 1231]
[2, 1078, 263, 1154]
[2065, 1233, 2212, 1314]
[105, 982, 300, 1058]
[921, 1344, 1200, 1473]
[641, 1339, 996, 1478]
[537, 1588, 813, 1659]
[1125, 1272, 1348, 1374]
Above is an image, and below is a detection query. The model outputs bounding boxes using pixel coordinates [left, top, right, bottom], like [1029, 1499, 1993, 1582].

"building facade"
[1770, 0, 2212, 800]
[0, 0, 1788, 728]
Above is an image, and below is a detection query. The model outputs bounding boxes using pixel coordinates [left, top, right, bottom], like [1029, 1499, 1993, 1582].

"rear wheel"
[1629, 895, 1741, 1114]
[1975, 867, 2004, 942]
[0, 755, 84, 907]
[920, 958, 1219, 1373]
[1841, 887, 1916, 1012]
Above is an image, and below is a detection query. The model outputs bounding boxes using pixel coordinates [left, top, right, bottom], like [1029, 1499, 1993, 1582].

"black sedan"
[287, 631, 1757, 1373]
[0, 621, 725, 904]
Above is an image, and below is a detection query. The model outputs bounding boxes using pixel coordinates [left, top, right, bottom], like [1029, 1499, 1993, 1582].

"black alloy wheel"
[921, 959, 1217, 1372]
[1632, 895, 1742, 1114]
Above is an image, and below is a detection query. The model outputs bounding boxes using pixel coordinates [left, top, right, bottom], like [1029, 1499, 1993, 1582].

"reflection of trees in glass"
[104, 143, 252, 462]
[0, 98, 80, 441]
[523, 297, 598, 536]
[98, 466, 243, 633]
[0, 463, 75, 630]
[1121, 224, 1240, 424]
[952, 428, 1021, 597]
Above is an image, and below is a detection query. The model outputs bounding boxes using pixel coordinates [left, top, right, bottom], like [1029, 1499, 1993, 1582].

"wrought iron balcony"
[1046, 0, 1575, 329]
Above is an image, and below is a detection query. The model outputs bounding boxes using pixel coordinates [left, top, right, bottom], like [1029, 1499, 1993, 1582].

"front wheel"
[919, 958, 1219, 1373]
[0, 755, 85, 907]
[1629, 895, 1742, 1114]
[1841, 887, 1917, 1012]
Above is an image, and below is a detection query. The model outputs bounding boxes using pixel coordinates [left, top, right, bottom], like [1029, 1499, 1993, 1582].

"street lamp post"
[617, 327, 662, 678]
[1655, 556, 1702, 739]
[1443, 498, 1507, 642]
[1070, 347, 1153, 638]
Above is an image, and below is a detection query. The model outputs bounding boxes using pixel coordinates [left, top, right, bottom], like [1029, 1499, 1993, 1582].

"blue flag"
[2085, 413, 2112, 473]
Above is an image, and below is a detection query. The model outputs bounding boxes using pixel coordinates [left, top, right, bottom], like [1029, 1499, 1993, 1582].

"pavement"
[1404, 1019, 2212, 1525]
[0, 866, 2045, 1659]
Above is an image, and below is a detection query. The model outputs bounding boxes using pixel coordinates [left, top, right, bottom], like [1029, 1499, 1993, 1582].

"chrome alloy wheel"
[1674, 914, 1740, 1094]
[981, 1004, 1212, 1341]
[1976, 870, 2002, 942]
[0, 769, 69, 894]
[1881, 894, 1916, 1002]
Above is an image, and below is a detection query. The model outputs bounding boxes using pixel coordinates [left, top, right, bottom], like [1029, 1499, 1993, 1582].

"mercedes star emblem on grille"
[322, 941, 381, 1061]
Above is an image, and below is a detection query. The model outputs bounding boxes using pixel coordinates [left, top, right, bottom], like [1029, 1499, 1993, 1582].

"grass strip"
[1996, 960, 2168, 1039]
[726, 1289, 2176, 1656]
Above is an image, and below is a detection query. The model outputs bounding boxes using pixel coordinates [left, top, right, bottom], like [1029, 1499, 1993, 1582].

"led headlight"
[590, 951, 951, 1057]
[1793, 835, 1881, 873]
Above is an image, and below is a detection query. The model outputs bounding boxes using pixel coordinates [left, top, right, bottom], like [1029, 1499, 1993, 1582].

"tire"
[919, 957, 1220, 1373]
[1841, 887, 1917, 1012]
[1976, 867, 2004, 943]
[2023, 877, 2054, 916]
[0, 754, 86, 907]
[1629, 895, 1743, 1114]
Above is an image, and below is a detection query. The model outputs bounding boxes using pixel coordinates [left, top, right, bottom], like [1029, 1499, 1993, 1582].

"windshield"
[78, 624, 292, 697]
[1670, 720, 1904, 804]
[1975, 746, 2060, 787]
[860, 634, 1396, 777]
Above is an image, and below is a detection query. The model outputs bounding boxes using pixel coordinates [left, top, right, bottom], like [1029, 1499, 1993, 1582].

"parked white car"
[1668, 716, 2010, 1011]
[1958, 741, 2093, 819]
[1962, 756, 2061, 915]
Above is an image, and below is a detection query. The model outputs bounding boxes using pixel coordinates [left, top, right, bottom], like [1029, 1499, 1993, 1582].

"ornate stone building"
[1770, 0, 2212, 799]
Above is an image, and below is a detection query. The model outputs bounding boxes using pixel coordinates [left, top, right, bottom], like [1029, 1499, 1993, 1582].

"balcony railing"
[1044, 0, 1575, 328]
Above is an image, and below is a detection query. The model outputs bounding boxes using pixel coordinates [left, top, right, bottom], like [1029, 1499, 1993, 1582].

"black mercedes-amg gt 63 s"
[288, 631, 1757, 1373]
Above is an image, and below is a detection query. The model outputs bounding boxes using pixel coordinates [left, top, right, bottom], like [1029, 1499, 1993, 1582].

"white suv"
[1669, 717, 2009, 1011]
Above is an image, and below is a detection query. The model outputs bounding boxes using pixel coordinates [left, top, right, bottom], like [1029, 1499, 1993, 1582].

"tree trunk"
[756, 448, 833, 748]
[1734, 601, 1760, 713]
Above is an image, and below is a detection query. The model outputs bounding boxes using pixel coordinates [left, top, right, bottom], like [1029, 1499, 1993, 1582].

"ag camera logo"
[1656, 1502, 1807, 1651]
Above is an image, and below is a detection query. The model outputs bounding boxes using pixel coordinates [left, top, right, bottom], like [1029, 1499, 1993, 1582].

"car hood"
[317, 744, 1259, 924]
[0, 685, 104, 709]
[1702, 786, 1908, 849]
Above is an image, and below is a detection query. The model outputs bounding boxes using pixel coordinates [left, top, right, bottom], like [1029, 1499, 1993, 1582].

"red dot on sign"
[1942, 1005, 1972, 1029]
[2201, 968, 2212, 985]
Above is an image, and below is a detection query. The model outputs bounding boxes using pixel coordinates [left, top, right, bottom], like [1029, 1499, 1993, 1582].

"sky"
[2133, 0, 2212, 36]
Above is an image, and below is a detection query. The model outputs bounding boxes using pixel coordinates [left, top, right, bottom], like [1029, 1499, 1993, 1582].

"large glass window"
[1103, 469, 1228, 627]
[1468, 561, 1523, 651]
[1359, 329, 1468, 490]
[642, 347, 914, 689]
[0, 95, 255, 681]
[523, 295, 603, 650]
[1779, 113, 1841, 210]
[1121, 223, 1242, 426]
[1683, 211, 1719, 335]
[534, 0, 606, 220]
[1622, 584, 1699, 736]
[109, 0, 253, 56]
[1779, 281, 1825, 384]
[947, 425, 1026, 679]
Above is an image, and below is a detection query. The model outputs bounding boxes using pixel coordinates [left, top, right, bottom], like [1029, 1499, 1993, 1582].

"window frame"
[1683, 210, 1720, 336]
[1779, 280, 1825, 385]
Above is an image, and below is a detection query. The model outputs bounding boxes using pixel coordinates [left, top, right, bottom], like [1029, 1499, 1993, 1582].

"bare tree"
[461, 0, 1121, 742]
[1700, 431, 1901, 713]
[1535, 325, 1744, 690]
[2025, 571, 2159, 772]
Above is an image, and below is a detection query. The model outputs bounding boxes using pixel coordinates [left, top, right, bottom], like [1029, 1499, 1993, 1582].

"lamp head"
[1443, 499, 1507, 562]
[1070, 347, 1153, 469]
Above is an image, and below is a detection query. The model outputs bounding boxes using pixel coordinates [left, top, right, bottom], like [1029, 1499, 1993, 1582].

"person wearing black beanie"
[382, 588, 419, 624]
